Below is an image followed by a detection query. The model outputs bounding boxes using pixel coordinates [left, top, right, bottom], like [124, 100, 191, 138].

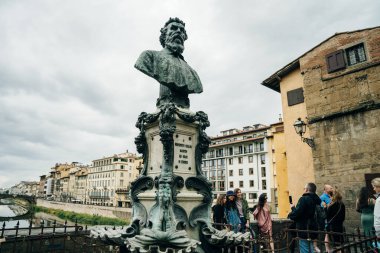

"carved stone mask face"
[165, 22, 186, 54]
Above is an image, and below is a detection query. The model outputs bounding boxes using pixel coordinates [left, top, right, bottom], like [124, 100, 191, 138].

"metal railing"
[0, 220, 119, 253]
[210, 222, 379, 253]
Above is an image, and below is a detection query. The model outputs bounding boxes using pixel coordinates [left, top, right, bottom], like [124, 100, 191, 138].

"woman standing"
[356, 187, 375, 236]
[325, 190, 345, 251]
[253, 193, 274, 252]
[225, 190, 240, 232]
[212, 194, 227, 230]
[234, 188, 250, 232]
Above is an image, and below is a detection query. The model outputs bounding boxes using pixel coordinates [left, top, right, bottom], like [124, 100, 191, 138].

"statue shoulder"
[134, 50, 161, 77]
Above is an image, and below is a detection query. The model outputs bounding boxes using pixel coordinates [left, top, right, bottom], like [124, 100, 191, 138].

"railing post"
[15, 221, 19, 237]
[64, 220, 67, 233]
[52, 220, 56, 234]
[40, 220, 45, 235]
[28, 219, 32, 236]
[1, 221, 5, 238]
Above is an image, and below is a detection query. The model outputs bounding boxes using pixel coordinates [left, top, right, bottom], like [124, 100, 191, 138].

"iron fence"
[212, 223, 379, 253]
[0, 220, 120, 253]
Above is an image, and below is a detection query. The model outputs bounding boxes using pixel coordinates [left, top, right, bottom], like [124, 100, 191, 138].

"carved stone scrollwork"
[159, 103, 177, 162]
[185, 176, 213, 227]
[128, 176, 154, 229]
[171, 174, 184, 202]
[199, 223, 251, 251]
[135, 111, 161, 176]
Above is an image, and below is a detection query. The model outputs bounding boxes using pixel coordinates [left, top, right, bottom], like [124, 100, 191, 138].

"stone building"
[86, 151, 141, 207]
[262, 26, 380, 228]
[202, 121, 289, 217]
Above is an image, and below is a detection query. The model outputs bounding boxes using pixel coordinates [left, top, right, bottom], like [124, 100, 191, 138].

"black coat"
[288, 192, 322, 239]
[212, 204, 226, 229]
[326, 201, 345, 232]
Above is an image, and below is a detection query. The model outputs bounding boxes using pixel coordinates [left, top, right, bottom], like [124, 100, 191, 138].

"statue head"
[159, 17, 188, 55]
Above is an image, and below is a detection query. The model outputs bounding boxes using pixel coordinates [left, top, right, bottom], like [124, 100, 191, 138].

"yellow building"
[262, 60, 314, 204]
[267, 122, 289, 218]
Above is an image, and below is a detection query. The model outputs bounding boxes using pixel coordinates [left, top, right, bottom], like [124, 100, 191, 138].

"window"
[239, 169, 243, 176]
[249, 180, 254, 187]
[261, 167, 266, 177]
[239, 181, 244, 187]
[346, 43, 366, 66]
[229, 170, 233, 176]
[217, 149, 224, 157]
[249, 168, 254, 175]
[262, 180, 267, 190]
[218, 181, 225, 191]
[248, 144, 253, 153]
[228, 158, 233, 165]
[326, 49, 346, 73]
[229, 147, 233, 156]
[210, 160, 215, 167]
[230, 181, 234, 188]
[260, 154, 265, 165]
[249, 193, 257, 199]
[238, 146, 243, 154]
[259, 142, 264, 151]
[238, 157, 243, 164]
[287, 88, 304, 106]
[248, 156, 253, 163]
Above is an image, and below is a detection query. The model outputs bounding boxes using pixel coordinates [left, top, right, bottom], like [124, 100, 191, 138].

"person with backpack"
[289, 183, 321, 253]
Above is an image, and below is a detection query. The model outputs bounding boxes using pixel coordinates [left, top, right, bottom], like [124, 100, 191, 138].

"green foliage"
[33, 206, 129, 226]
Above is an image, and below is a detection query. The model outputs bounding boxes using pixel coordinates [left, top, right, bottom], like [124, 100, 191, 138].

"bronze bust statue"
[135, 17, 203, 108]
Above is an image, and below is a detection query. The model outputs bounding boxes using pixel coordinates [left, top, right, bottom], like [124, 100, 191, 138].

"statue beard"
[165, 34, 185, 55]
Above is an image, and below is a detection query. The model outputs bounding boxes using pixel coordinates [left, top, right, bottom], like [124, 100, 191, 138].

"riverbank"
[37, 199, 131, 220]
[33, 206, 129, 226]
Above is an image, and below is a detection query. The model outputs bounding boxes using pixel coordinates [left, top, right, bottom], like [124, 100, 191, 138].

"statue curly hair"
[159, 17, 188, 47]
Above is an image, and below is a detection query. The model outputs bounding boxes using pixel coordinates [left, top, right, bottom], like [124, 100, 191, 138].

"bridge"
[0, 193, 36, 205]
[0, 194, 35, 221]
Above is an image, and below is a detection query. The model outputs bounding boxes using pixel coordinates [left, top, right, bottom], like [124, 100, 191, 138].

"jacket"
[288, 192, 321, 239]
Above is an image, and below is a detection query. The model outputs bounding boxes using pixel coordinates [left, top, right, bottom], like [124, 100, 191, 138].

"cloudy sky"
[0, 0, 379, 187]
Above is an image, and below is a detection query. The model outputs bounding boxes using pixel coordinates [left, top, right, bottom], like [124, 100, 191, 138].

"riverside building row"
[35, 151, 142, 207]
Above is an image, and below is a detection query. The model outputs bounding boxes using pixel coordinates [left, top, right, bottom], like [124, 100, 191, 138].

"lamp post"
[293, 118, 315, 148]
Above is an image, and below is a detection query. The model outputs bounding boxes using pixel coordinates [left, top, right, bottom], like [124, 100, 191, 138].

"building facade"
[86, 152, 141, 207]
[262, 26, 380, 228]
[202, 123, 287, 215]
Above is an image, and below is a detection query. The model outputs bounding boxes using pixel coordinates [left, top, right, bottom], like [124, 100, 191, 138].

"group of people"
[212, 188, 274, 251]
[288, 183, 346, 253]
[211, 178, 380, 253]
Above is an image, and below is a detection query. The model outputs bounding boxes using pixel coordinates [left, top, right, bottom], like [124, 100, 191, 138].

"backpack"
[314, 204, 326, 230]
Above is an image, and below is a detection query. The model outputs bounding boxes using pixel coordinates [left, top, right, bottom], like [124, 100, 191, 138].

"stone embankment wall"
[37, 199, 132, 220]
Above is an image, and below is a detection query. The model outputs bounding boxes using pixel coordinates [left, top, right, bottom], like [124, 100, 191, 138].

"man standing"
[289, 183, 321, 253]
[320, 184, 333, 207]
[135, 17, 203, 109]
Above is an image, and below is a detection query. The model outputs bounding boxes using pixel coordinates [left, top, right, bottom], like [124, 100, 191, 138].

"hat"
[226, 190, 235, 197]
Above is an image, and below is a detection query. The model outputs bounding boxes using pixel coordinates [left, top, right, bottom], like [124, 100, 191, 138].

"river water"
[0, 204, 32, 228]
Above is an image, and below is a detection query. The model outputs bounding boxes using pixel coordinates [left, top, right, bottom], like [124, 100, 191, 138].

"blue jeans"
[299, 239, 314, 253]
[239, 216, 247, 233]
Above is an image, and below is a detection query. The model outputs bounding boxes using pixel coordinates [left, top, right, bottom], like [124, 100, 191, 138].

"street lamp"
[293, 118, 315, 148]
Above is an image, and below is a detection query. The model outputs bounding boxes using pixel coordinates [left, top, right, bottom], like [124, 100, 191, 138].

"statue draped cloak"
[134, 48, 203, 107]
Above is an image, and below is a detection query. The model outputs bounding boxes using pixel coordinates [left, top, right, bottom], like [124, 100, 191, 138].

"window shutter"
[287, 88, 304, 106]
[326, 49, 346, 73]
